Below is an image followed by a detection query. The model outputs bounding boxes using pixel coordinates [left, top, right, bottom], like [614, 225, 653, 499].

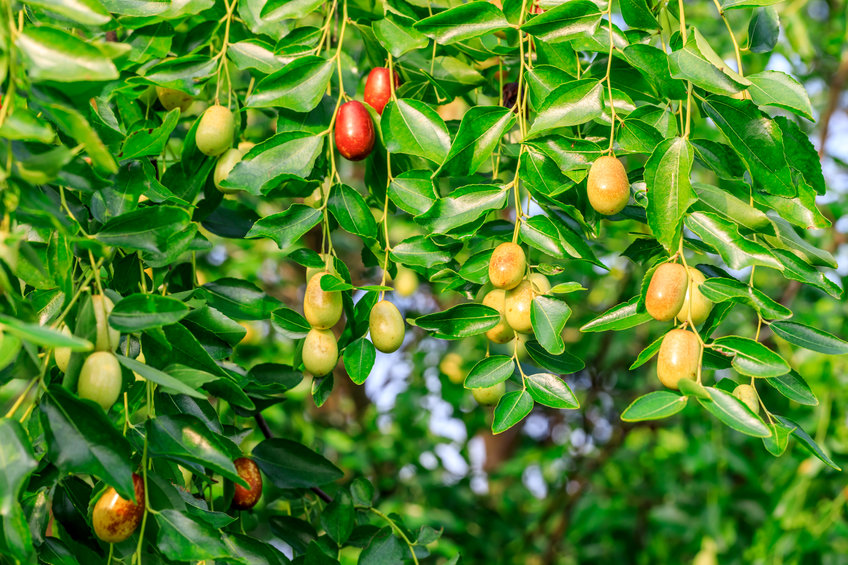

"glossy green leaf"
[711, 336, 790, 377]
[199, 278, 281, 321]
[246, 204, 322, 251]
[253, 438, 344, 488]
[156, 510, 231, 562]
[581, 296, 652, 332]
[222, 132, 323, 194]
[621, 391, 687, 421]
[775, 416, 841, 470]
[414, 2, 509, 45]
[465, 355, 514, 388]
[96, 206, 192, 254]
[524, 339, 584, 374]
[685, 212, 782, 271]
[17, 26, 118, 82]
[698, 277, 792, 320]
[245, 56, 334, 111]
[747, 7, 780, 53]
[388, 171, 438, 216]
[528, 80, 604, 137]
[0, 314, 92, 351]
[439, 106, 516, 176]
[645, 137, 693, 252]
[411, 304, 500, 339]
[417, 185, 508, 233]
[521, 1, 603, 43]
[374, 12, 429, 57]
[492, 390, 533, 434]
[530, 296, 572, 355]
[669, 31, 748, 95]
[108, 293, 189, 331]
[328, 184, 379, 240]
[697, 387, 771, 437]
[770, 321, 848, 355]
[765, 370, 818, 406]
[746, 70, 813, 120]
[382, 99, 451, 164]
[343, 338, 375, 385]
[525, 373, 578, 409]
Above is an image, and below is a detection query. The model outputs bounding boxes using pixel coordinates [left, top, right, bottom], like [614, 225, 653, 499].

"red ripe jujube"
[334, 101, 375, 161]
[364, 68, 399, 115]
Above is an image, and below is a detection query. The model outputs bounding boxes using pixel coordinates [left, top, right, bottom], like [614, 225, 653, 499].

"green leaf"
[711, 336, 790, 377]
[621, 391, 687, 421]
[698, 277, 791, 320]
[525, 373, 578, 409]
[155, 510, 231, 562]
[23, 0, 110, 25]
[222, 132, 323, 194]
[96, 206, 192, 254]
[246, 204, 322, 251]
[770, 321, 848, 355]
[0, 108, 55, 143]
[0, 314, 92, 351]
[775, 416, 841, 471]
[765, 370, 817, 406]
[745, 70, 813, 120]
[0, 419, 36, 564]
[410, 304, 500, 339]
[629, 334, 664, 370]
[260, 0, 324, 19]
[417, 185, 508, 233]
[374, 12, 429, 57]
[619, 0, 658, 29]
[321, 493, 354, 545]
[390, 236, 454, 269]
[678, 378, 711, 400]
[343, 338, 375, 385]
[691, 182, 772, 232]
[227, 39, 287, 74]
[685, 212, 782, 271]
[668, 30, 748, 95]
[492, 390, 533, 434]
[747, 7, 779, 53]
[721, 0, 783, 9]
[439, 106, 516, 176]
[762, 419, 794, 457]
[530, 296, 572, 355]
[17, 26, 118, 83]
[252, 438, 344, 489]
[245, 56, 334, 111]
[464, 356, 514, 388]
[697, 387, 771, 437]
[414, 2, 509, 45]
[120, 108, 180, 160]
[524, 339, 584, 374]
[382, 99, 451, 164]
[617, 118, 664, 154]
[528, 80, 604, 137]
[521, 1, 603, 43]
[580, 296, 652, 332]
[388, 171, 438, 216]
[271, 307, 311, 339]
[108, 294, 189, 331]
[118, 355, 210, 399]
[645, 137, 693, 252]
[328, 184, 379, 240]
[199, 278, 281, 321]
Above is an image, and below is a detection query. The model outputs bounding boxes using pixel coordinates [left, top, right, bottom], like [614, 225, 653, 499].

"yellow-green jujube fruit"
[369, 300, 405, 353]
[675, 267, 713, 326]
[156, 87, 193, 112]
[302, 328, 338, 376]
[482, 289, 514, 344]
[133, 350, 145, 381]
[505, 274, 549, 334]
[645, 263, 688, 322]
[54, 325, 72, 372]
[237, 141, 255, 153]
[303, 272, 343, 329]
[472, 381, 505, 405]
[439, 352, 465, 385]
[91, 294, 120, 351]
[656, 329, 700, 390]
[488, 242, 526, 290]
[78, 351, 123, 411]
[214, 148, 243, 194]
[394, 266, 419, 297]
[196, 105, 235, 157]
[586, 155, 630, 215]
[528, 272, 551, 295]
[733, 383, 760, 414]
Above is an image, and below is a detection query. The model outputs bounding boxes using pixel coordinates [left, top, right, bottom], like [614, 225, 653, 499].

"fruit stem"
[369, 507, 419, 565]
[678, 0, 692, 138]
[676, 238, 705, 384]
[603, 0, 617, 153]
[314, 0, 338, 57]
[213, 0, 237, 106]
[711, 0, 744, 77]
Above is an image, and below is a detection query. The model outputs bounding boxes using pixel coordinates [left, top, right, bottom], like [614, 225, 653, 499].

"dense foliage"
[0, 0, 846, 563]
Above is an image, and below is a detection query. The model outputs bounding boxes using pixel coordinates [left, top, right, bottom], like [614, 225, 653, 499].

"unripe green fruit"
[656, 329, 700, 390]
[302, 328, 338, 376]
[439, 352, 465, 385]
[369, 300, 405, 353]
[231, 457, 263, 510]
[733, 383, 760, 414]
[489, 242, 526, 290]
[482, 289, 514, 344]
[156, 87, 193, 112]
[92, 473, 144, 543]
[394, 266, 418, 298]
[645, 263, 688, 322]
[91, 294, 120, 351]
[505, 275, 548, 334]
[303, 273, 343, 329]
[54, 325, 72, 372]
[675, 267, 713, 326]
[528, 272, 551, 295]
[472, 381, 505, 405]
[196, 105, 235, 157]
[78, 351, 122, 411]
[586, 155, 629, 215]
[214, 148, 243, 194]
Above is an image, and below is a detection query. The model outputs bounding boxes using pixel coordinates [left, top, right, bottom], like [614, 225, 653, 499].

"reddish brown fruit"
[364, 68, 399, 115]
[231, 457, 263, 510]
[645, 263, 688, 322]
[92, 474, 145, 543]
[334, 101, 375, 161]
[656, 329, 700, 390]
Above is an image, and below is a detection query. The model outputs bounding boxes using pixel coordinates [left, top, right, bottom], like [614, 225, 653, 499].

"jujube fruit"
[196, 104, 234, 157]
[364, 68, 399, 115]
[302, 328, 338, 376]
[394, 266, 419, 297]
[78, 351, 123, 411]
[54, 325, 72, 372]
[482, 289, 514, 344]
[586, 155, 629, 215]
[334, 100, 375, 161]
[675, 267, 713, 326]
[472, 381, 506, 405]
[92, 473, 145, 543]
[488, 242, 526, 290]
[214, 148, 243, 193]
[733, 383, 759, 414]
[645, 263, 688, 322]
[303, 273, 343, 329]
[156, 87, 192, 112]
[656, 329, 700, 390]
[231, 457, 263, 510]
[92, 294, 120, 351]
[504, 274, 548, 334]
[369, 300, 405, 353]
[439, 352, 465, 385]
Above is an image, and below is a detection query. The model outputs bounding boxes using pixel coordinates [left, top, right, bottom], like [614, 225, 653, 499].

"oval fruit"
[488, 242, 526, 290]
[369, 300, 405, 353]
[504, 275, 548, 334]
[303, 272, 343, 329]
[586, 155, 629, 215]
[472, 381, 505, 405]
[656, 329, 700, 390]
[528, 272, 551, 295]
[334, 101, 375, 161]
[482, 289, 514, 344]
[92, 473, 145, 543]
[156, 87, 192, 112]
[364, 68, 399, 115]
[214, 148, 243, 193]
[394, 266, 418, 297]
[231, 457, 263, 510]
[733, 383, 760, 414]
[196, 105, 234, 157]
[302, 328, 338, 376]
[54, 325, 72, 372]
[439, 352, 465, 385]
[237, 140, 255, 153]
[645, 263, 688, 322]
[91, 294, 120, 351]
[675, 267, 713, 326]
[78, 351, 123, 411]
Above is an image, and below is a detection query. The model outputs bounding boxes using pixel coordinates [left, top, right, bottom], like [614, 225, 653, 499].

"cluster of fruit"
[334, 68, 398, 162]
